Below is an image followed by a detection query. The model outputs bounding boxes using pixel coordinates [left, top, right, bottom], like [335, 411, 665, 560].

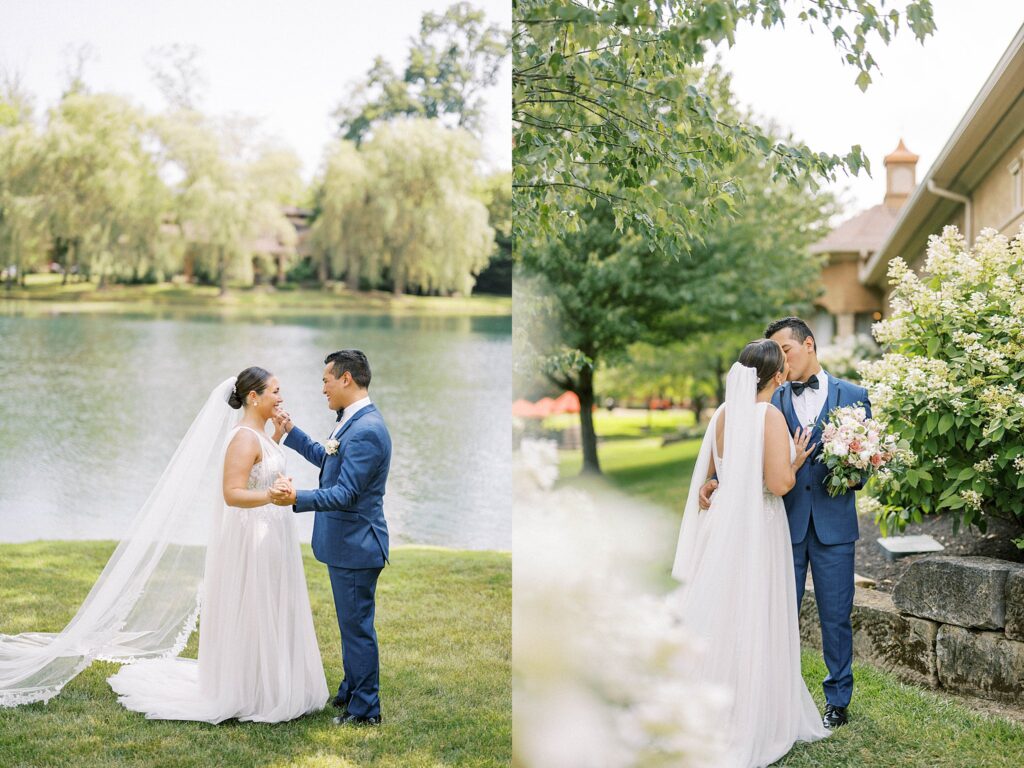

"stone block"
[892, 556, 1024, 630]
[936, 624, 1024, 704]
[1006, 570, 1024, 642]
[800, 586, 939, 688]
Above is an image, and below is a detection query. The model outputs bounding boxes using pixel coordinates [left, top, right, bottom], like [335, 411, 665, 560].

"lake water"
[0, 307, 511, 551]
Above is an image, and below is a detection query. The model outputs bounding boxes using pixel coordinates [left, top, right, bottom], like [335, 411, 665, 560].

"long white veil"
[672, 362, 765, 587]
[670, 362, 807, 760]
[0, 377, 240, 706]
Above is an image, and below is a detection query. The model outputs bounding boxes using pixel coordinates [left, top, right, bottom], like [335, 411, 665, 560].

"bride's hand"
[271, 407, 293, 442]
[792, 427, 815, 470]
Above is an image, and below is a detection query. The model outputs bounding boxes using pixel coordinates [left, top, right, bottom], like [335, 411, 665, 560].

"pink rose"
[870, 453, 883, 467]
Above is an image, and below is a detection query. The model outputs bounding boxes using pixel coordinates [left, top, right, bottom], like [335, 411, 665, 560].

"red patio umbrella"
[512, 399, 546, 418]
[551, 390, 581, 414]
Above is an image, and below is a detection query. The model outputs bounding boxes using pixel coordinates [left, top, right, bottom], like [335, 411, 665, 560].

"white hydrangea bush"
[858, 225, 1024, 545]
[513, 439, 728, 767]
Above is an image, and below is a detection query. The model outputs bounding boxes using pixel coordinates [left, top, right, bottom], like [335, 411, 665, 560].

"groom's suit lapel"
[813, 371, 841, 435]
[333, 404, 376, 442]
[319, 406, 377, 484]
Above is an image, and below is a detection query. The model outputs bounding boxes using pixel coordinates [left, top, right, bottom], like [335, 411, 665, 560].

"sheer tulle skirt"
[108, 500, 328, 723]
[671, 492, 828, 768]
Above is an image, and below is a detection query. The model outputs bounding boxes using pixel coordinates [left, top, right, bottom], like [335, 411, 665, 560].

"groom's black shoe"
[332, 713, 382, 726]
[822, 704, 848, 729]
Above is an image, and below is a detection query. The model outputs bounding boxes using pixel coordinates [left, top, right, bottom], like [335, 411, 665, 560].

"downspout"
[927, 180, 972, 245]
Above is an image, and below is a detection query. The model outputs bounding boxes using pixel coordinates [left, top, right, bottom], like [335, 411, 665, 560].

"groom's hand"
[698, 479, 718, 510]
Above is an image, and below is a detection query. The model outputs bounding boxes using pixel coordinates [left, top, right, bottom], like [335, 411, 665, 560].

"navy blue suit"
[772, 372, 870, 709]
[285, 404, 391, 718]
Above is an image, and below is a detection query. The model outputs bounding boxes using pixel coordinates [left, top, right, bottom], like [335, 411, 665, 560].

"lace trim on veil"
[0, 378, 239, 708]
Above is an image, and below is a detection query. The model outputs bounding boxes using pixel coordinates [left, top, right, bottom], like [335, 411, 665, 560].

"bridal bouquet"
[817, 405, 911, 497]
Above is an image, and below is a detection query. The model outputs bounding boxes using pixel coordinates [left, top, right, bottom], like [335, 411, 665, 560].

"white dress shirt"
[793, 369, 829, 429]
[330, 396, 373, 439]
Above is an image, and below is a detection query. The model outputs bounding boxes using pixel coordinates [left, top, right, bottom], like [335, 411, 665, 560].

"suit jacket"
[285, 404, 391, 568]
[771, 372, 871, 546]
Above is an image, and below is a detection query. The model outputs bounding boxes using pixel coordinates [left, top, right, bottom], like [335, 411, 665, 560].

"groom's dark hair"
[765, 316, 816, 351]
[325, 350, 372, 389]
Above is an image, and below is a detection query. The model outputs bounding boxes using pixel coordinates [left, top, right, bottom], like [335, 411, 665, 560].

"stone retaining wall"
[800, 555, 1024, 704]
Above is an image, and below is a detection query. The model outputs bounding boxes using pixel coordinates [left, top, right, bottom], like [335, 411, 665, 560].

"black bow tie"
[335, 408, 344, 422]
[791, 375, 820, 397]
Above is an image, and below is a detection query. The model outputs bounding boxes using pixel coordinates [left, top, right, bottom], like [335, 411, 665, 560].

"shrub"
[859, 226, 1024, 546]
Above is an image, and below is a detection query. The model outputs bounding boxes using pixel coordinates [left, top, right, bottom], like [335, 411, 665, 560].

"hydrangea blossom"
[858, 225, 1024, 544]
[514, 439, 728, 767]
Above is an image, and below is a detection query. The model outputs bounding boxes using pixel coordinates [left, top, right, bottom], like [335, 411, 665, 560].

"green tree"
[513, 0, 934, 254]
[38, 92, 162, 287]
[474, 170, 512, 295]
[519, 87, 835, 473]
[309, 139, 381, 288]
[155, 110, 250, 294]
[336, 2, 509, 144]
[0, 74, 45, 289]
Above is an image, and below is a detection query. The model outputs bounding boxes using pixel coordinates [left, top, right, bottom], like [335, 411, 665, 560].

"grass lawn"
[543, 408, 694, 440]
[0, 541, 510, 768]
[1, 274, 511, 317]
[554, 414, 1024, 766]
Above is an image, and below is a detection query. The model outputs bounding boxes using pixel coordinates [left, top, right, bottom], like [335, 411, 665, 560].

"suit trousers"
[792, 516, 855, 708]
[327, 564, 383, 718]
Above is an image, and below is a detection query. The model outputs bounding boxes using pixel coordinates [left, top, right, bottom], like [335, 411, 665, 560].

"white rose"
[326, 439, 340, 455]
[831, 443, 849, 457]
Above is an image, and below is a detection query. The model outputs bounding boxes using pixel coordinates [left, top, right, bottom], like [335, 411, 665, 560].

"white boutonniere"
[325, 439, 340, 455]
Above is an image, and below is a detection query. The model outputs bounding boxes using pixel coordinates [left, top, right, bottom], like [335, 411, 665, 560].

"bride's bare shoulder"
[225, 427, 260, 461]
[764, 404, 788, 430]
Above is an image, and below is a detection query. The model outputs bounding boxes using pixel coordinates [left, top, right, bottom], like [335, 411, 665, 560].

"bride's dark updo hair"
[738, 340, 785, 392]
[228, 366, 273, 409]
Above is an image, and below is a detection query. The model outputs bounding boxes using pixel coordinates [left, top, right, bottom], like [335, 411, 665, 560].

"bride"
[0, 367, 328, 723]
[671, 340, 829, 767]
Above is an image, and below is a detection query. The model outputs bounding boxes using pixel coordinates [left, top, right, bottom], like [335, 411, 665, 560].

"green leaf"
[937, 413, 954, 435]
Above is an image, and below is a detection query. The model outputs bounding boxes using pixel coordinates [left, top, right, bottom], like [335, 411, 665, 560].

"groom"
[270, 349, 392, 726]
[701, 317, 869, 730]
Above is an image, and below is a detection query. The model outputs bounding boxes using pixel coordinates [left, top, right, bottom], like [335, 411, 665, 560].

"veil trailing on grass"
[0, 377, 240, 707]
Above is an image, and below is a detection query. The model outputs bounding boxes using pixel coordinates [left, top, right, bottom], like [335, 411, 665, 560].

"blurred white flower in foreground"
[513, 439, 728, 768]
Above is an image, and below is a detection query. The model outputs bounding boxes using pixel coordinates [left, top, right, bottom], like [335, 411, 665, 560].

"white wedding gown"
[671, 366, 828, 767]
[107, 425, 328, 723]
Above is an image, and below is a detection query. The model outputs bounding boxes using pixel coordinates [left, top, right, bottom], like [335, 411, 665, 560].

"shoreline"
[0, 539, 511, 556]
[0, 288, 511, 319]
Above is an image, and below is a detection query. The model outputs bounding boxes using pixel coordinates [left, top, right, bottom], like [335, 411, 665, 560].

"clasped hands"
[271, 406, 294, 443]
[267, 407, 297, 505]
[269, 473, 296, 506]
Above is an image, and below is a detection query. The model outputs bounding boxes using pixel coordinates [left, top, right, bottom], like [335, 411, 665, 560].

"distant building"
[809, 140, 917, 344]
[812, 23, 1024, 346]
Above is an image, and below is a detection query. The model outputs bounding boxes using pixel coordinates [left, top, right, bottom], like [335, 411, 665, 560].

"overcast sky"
[0, 0, 511, 179]
[716, 1, 1024, 215]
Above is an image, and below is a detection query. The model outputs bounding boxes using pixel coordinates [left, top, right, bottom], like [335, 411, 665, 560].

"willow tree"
[0, 73, 45, 289]
[38, 92, 163, 286]
[361, 118, 494, 296]
[155, 111, 298, 293]
[310, 139, 382, 289]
